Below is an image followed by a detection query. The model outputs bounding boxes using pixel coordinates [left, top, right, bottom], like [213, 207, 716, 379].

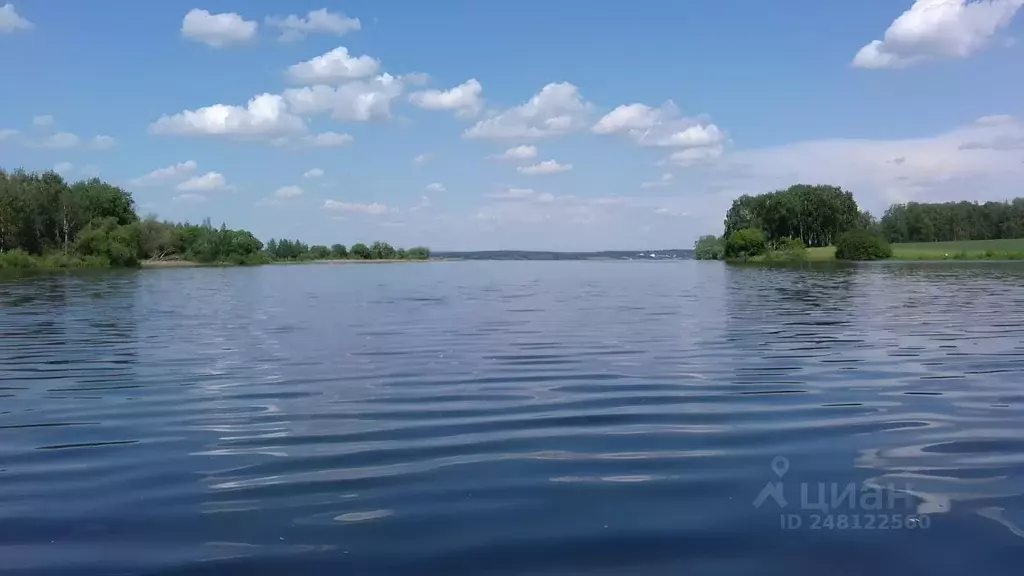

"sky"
[1, 0, 1023, 251]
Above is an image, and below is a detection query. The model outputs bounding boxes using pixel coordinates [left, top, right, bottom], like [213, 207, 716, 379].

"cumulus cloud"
[176, 171, 228, 191]
[32, 114, 54, 127]
[283, 74, 404, 121]
[464, 82, 593, 140]
[641, 173, 675, 188]
[517, 160, 573, 175]
[0, 3, 32, 33]
[852, 0, 1024, 69]
[303, 168, 324, 179]
[287, 46, 380, 84]
[425, 182, 446, 192]
[150, 93, 305, 138]
[323, 200, 393, 215]
[413, 153, 431, 165]
[490, 145, 537, 161]
[90, 135, 117, 150]
[0, 128, 17, 140]
[53, 162, 74, 173]
[130, 160, 198, 186]
[36, 132, 79, 149]
[409, 78, 483, 118]
[181, 9, 257, 48]
[593, 100, 726, 163]
[266, 8, 360, 42]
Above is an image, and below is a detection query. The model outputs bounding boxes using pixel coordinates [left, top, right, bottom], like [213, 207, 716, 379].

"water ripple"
[2, 262, 1024, 574]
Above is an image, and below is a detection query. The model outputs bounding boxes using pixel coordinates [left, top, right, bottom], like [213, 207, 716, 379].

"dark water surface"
[3, 261, 1024, 575]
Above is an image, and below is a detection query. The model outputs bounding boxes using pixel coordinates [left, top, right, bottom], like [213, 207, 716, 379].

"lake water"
[2, 261, 1024, 575]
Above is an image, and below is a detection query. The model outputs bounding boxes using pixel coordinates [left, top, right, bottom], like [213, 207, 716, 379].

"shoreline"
[141, 258, 442, 269]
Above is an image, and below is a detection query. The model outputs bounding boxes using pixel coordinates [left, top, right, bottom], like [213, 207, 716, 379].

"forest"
[878, 200, 1024, 243]
[0, 168, 430, 268]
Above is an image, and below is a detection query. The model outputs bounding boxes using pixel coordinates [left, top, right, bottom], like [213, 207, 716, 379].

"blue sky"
[2, 1, 1023, 251]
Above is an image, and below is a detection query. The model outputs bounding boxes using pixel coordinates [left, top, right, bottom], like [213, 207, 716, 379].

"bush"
[834, 230, 892, 261]
[405, 246, 431, 260]
[694, 235, 724, 260]
[764, 237, 807, 262]
[0, 249, 39, 269]
[725, 228, 767, 259]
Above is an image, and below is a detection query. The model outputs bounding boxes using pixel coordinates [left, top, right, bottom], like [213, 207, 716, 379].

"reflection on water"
[2, 262, 1024, 574]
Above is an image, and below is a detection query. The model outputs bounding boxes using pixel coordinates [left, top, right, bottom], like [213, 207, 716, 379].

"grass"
[890, 239, 1024, 260]
[725, 239, 1024, 265]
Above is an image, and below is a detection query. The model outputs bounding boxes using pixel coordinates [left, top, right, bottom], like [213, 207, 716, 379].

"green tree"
[694, 235, 724, 260]
[405, 246, 431, 260]
[725, 228, 767, 259]
[370, 241, 396, 260]
[350, 242, 371, 259]
[330, 243, 348, 258]
[309, 245, 331, 260]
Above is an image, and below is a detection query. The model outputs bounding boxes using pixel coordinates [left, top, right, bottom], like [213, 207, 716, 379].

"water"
[2, 261, 1024, 575]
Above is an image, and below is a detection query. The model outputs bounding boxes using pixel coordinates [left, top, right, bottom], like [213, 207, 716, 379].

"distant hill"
[433, 249, 695, 261]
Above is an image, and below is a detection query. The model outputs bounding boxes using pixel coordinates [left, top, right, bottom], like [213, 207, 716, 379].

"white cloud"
[150, 93, 305, 138]
[266, 9, 360, 42]
[32, 114, 54, 127]
[303, 131, 353, 147]
[53, 162, 74, 173]
[0, 129, 18, 140]
[517, 160, 573, 175]
[413, 153, 431, 165]
[283, 74, 404, 121]
[181, 9, 257, 48]
[36, 132, 79, 148]
[287, 46, 380, 84]
[641, 173, 675, 188]
[490, 145, 538, 161]
[90, 135, 117, 150]
[303, 168, 324, 179]
[130, 160, 198, 186]
[593, 100, 726, 156]
[323, 200, 393, 215]
[464, 82, 593, 140]
[275, 185, 303, 198]
[410, 78, 483, 118]
[176, 171, 228, 191]
[592, 102, 672, 135]
[173, 193, 208, 204]
[852, 0, 1024, 69]
[0, 3, 32, 33]
[425, 182, 446, 192]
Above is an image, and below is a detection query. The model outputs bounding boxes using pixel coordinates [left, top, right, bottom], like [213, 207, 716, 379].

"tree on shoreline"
[0, 168, 430, 268]
[723, 184, 860, 247]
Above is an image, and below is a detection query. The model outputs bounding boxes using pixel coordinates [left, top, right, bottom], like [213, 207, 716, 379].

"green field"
[890, 239, 1024, 260]
[736, 239, 1024, 263]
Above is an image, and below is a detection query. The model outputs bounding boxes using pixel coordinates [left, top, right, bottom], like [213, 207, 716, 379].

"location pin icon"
[771, 456, 790, 479]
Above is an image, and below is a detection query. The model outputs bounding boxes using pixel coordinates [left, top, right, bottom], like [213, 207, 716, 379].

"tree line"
[879, 200, 1024, 243]
[0, 168, 430, 268]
